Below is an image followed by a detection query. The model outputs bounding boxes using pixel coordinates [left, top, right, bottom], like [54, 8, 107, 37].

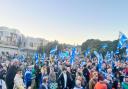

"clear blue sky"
[0, 0, 128, 45]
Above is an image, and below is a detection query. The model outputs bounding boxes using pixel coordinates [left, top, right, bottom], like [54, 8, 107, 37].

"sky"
[0, 0, 128, 45]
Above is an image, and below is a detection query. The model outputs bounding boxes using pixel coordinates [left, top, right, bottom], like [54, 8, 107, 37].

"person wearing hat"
[122, 74, 128, 89]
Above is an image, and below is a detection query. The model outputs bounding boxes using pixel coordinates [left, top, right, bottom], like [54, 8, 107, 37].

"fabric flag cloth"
[84, 48, 90, 57]
[59, 51, 64, 59]
[117, 32, 128, 49]
[35, 52, 39, 64]
[106, 51, 111, 61]
[59, 51, 69, 60]
[126, 45, 128, 62]
[50, 46, 57, 54]
[41, 53, 46, 63]
[94, 51, 103, 72]
[115, 49, 119, 54]
[126, 45, 128, 56]
[110, 51, 114, 60]
[63, 51, 69, 58]
[70, 48, 76, 65]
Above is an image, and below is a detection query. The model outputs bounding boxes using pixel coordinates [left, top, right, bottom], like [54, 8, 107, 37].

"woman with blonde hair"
[49, 67, 58, 89]
[89, 71, 98, 89]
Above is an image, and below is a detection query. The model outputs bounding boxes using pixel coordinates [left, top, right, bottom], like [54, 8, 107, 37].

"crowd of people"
[0, 53, 128, 89]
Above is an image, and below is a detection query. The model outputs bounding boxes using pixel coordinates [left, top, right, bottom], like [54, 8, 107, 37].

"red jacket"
[94, 82, 107, 89]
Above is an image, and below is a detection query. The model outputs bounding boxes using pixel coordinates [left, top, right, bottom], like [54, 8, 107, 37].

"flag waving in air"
[117, 32, 128, 49]
[35, 52, 39, 64]
[70, 48, 76, 65]
[50, 45, 57, 54]
[84, 48, 90, 57]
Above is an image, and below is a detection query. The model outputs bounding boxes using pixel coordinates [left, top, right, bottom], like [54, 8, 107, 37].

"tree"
[37, 40, 73, 56]
[81, 39, 121, 56]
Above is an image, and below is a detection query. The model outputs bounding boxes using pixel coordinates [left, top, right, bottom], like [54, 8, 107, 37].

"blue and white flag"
[35, 52, 39, 64]
[50, 45, 57, 54]
[41, 53, 46, 61]
[106, 51, 111, 60]
[126, 45, 128, 62]
[59, 51, 64, 59]
[115, 49, 119, 54]
[117, 32, 128, 49]
[70, 48, 76, 65]
[94, 51, 100, 61]
[126, 45, 128, 56]
[84, 48, 90, 57]
[94, 51, 103, 72]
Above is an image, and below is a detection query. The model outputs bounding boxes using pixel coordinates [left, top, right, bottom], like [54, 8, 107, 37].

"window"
[30, 42, 33, 47]
[0, 31, 3, 36]
[24, 42, 26, 47]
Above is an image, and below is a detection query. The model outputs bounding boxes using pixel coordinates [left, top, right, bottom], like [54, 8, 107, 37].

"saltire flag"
[35, 52, 39, 64]
[115, 49, 119, 54]
[117, 32, 128, 49]
[59, 50, 69, 60]
[94, 51, 103, 72]
[41, 53, 46, 62]
[50, 45, 57, 54]
[70, 48, 76, 65]
[106, 51, 111, 60]
[84, 48, 91, 57]
[126, 45, 128, 62]
[126, 45, 128, 56]
[59, 51, 64, 59]
[110, 51, 114, 60]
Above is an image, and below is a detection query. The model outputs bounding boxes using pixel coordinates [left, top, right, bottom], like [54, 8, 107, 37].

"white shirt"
[63, 72, 67, 88]
[13, 74, 25, 89]
[0, 79, 7, 89]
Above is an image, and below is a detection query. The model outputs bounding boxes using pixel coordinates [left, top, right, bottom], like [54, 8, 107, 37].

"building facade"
[0, 26, 49, 56]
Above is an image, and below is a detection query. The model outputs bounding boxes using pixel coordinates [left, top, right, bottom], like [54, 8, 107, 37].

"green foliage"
[81, 39, 119, 55]
[37, 40, 73, 56]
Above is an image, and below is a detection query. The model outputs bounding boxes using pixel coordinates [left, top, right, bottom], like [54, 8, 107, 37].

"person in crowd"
[122, 74, 128, 89]
[105, 75, 113, 89]
[94, 74, 107, 89]
[66, 66, 73, 89]
[0, 78, 7, 89]
[39, 76, 49, 89]
[13, 68, 25, 89]
[0, 63, 6, 80]
[49, 67, 58, 89]
[76, 67, 86, 88]
[34, 64, 42, 89]
[5, 61, 19, 89]
[89, 71, 98, 89]
[0, 63, 7, 89]
[73, 79, 83, 89]
[24, 67, 32, 89]
[58, 67, 68, 89]
[83, 64, 90, 84]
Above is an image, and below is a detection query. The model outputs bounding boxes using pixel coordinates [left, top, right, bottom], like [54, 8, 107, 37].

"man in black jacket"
[58, 67, 69, 89]
[5, 64, 18, 89]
